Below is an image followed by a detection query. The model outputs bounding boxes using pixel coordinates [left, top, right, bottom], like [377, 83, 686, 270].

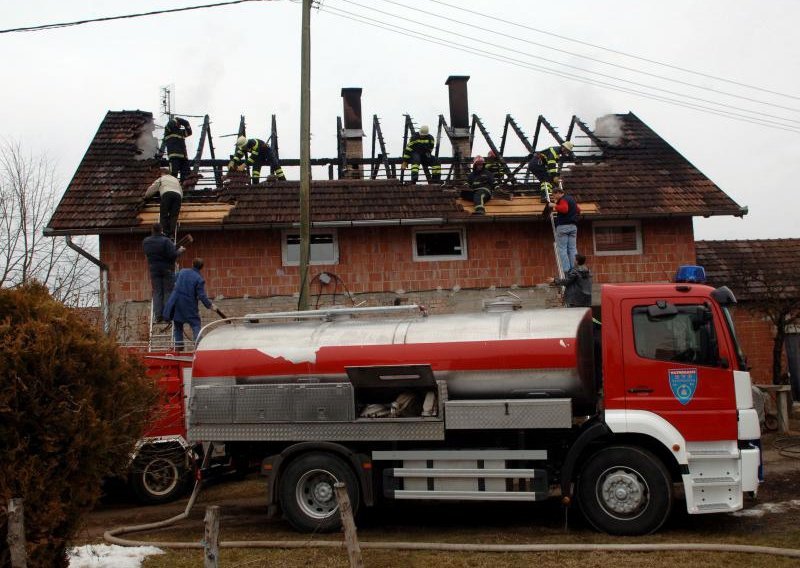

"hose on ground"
[773, 435, 800, 459]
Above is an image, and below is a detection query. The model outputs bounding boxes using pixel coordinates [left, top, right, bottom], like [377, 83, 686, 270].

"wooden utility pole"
[8, 498, 27, 568]
[203, 505, 220, 568]
[298, 0, 312, 310]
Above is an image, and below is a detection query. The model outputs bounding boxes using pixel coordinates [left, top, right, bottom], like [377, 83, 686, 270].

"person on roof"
[462, 156, 495, 215]
[163, 258, 217, 351]
[485, 150, 505, 184]
[230, 136, 286, 184]
[142, 222, 185, 323]
[527, 140, 574, 198]
[551, 253, 592, 308]
[143, 170, 183, 240]
[551, 185, 580, 272]
[163, 116, 193, 183]
[401, 125, 441, 184]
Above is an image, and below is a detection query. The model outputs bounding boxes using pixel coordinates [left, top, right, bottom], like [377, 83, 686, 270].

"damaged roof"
[46, 110, 746, 236]
[696, 239, 800, 301]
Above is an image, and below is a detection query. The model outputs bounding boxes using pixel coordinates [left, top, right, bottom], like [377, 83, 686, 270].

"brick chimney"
[341, 87, 364, 179]
[445, 75, 471, 180]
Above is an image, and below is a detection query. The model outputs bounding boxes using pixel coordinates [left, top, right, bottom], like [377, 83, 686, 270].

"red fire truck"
[133, 282, 761, 535]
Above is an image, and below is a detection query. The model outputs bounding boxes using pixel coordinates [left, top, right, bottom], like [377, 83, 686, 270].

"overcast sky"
[1, 0, 798, 241]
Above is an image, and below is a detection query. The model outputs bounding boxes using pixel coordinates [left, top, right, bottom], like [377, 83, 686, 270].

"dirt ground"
[75, 429, 800, 568]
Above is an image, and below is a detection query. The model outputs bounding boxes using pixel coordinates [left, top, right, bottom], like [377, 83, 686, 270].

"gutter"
[65, 236, 110, 336]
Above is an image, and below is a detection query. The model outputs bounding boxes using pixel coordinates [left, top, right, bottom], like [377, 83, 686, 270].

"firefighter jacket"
[467, 168, 496, 191]
[144, 174, 183, 199]
[163, 267, 212, 323]
[232, 138, 270, 166]
[485, 156, 504, 179]
[164, 117, 192, 159]
[535, 145, 567, 176]
[403, 133, 435, 160]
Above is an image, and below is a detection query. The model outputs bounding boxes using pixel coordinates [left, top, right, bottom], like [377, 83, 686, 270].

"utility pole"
[298, 0, 312, 310]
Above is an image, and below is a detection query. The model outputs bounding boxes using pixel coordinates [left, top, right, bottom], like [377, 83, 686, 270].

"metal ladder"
[545, 180, 566, 280]
[147, 302, 173, 352]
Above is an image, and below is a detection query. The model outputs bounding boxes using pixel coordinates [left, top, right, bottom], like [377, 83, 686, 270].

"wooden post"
[8, 498, 27, 568]
[203, 505, 220, 568]
[298, 0, 312, 310]
[334, 482, 363, 568]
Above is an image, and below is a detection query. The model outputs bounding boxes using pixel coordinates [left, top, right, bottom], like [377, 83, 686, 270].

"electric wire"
[427, 0, 800, 102]
[374, 0, 800, 114]
[0, 0, 266, 34]
[334, 0, 800, 125]
[317, 4, 800, 134]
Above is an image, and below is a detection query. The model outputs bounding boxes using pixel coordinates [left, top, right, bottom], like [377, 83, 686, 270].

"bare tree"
[0, 140, 96, 306]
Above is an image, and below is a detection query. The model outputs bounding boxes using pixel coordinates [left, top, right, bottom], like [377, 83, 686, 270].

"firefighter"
[527, 140, 574, 198]
[485, 150, 505, 184]
[163, 116, 193, 183]
[462, 156, 495, 215]
[230, 136, 286, 184]
[401, 125, 441, 184]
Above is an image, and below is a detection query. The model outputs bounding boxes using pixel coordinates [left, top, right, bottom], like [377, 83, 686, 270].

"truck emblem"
[668, 368, 698, 405]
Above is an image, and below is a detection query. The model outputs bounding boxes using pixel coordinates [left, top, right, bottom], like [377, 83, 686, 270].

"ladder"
[544, 181, 566, 281]
[147, 301, 173, 352]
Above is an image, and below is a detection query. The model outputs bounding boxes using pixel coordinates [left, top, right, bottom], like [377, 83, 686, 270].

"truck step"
[690, 475, 739, 486]
[687, 449, 739, 460]
[389, 467, 543, 479]
[389, 489, 548, 502]
[695, 502, 738, 512]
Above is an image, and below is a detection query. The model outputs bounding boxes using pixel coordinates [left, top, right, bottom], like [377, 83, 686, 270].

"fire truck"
[134, 282, 761, 536]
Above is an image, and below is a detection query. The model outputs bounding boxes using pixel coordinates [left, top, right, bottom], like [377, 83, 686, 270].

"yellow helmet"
[419, 125, 430, 136]
[236, 136, 247, 149]
[561, 141, 574, 151]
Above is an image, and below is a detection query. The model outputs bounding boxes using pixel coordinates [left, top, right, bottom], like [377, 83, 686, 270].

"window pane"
[416, 231, 462, 257]
[633, 305, 719, 366]
[284, 232, 336, 264]
[595, 225, 637, 252]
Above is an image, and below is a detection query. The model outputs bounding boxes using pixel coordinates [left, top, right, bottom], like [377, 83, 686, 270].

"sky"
[1, 0, 798, 241]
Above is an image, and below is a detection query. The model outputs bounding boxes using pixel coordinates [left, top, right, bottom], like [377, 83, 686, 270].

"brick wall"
[104, 216, 696, 342]
[729, 306, 785, 385]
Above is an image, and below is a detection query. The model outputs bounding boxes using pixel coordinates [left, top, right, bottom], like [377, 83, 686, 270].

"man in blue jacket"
[142, 223, 185, 323]
[163, 258, 217, 350]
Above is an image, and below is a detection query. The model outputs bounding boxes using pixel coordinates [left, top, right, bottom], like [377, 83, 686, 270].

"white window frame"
[281, 229, 339, 266]
[412, 226, 468, 262]
[592, 220, 643, 256]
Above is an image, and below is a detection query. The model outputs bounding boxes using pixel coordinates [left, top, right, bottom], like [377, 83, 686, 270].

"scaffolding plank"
[457, 197, 598, 216]
[138, 202, 235, 226]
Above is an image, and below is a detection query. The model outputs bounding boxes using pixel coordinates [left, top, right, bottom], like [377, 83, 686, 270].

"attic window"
[282, 229, 339, 266]
[592, 221, 642, 256]
[413, 227, 467, 261]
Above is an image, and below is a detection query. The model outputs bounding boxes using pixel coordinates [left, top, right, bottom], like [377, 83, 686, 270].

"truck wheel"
[130, 447, 190, 505]
[577, 446, 672, 535]
[279, 452, 359, 533]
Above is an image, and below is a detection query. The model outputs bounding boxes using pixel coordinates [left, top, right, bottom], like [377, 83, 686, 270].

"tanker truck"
[157, 282, 760, 536]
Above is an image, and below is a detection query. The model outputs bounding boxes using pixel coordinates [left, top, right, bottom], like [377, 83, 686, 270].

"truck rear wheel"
[130, 447, 190, 505]
[577, 446, 672, 535]
[279, 452, 359, 533]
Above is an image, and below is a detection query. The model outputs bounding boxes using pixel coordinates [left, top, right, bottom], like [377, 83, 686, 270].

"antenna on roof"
[160, 85, 174, 119]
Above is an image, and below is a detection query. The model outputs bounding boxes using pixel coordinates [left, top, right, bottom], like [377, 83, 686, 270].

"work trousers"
[149, 268, 175, 323]
[408, 152, 441, 183]
[168, 156, 191, 183]
[159, 192, 182, 240]
[460, 187, 492, 214]
[173, 317, 201, 351]
[556, 224, 578, 273]
[251, 147, 286, 183]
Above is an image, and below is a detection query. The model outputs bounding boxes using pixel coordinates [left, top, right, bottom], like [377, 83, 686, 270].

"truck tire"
[279, 452, 360, 533]
[577, 445, 673, 536]
[130, 447, 190, 505]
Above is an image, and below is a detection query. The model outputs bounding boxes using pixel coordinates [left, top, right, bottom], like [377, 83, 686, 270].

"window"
[282, 230, 338, 266]
[413, 227, 467, 261]
[593, 221, 642, 255]
[632, 303, 720, 366]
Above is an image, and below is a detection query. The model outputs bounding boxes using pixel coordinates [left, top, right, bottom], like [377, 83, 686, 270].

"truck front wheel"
[130, 447, 190, 505]
[279, 452, 360, 533]
[577, 446, 673, 535]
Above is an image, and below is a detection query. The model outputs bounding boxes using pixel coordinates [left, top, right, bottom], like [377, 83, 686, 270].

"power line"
[317, 4, 800, 134]
[0, 0, 266, 34]
[427, 0, 800, 102]
[335, 0, 800, 125]
[374, 0, 800, 114]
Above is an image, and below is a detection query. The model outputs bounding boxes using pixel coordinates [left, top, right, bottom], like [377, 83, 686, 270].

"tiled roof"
[46, 111, 746, 235]
[696, 239, 800, 301]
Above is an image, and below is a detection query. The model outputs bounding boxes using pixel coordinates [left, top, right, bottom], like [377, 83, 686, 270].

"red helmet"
[487, 150, 497, 159]
[473, 155, 485, 166]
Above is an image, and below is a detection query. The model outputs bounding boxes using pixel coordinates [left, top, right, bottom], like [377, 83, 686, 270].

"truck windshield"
[720, 305, 748, 370]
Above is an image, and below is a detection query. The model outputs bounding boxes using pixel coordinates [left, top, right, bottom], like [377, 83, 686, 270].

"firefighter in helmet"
[527, 140, 574, 198]
[485, 149, 505, 184]
[401, 125, 441, 184]
[230, 136, 286, 184]
[163, 116, 192, 183]
[462, 155, 495, 215]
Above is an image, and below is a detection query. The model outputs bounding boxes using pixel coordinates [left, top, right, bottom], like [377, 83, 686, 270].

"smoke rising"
[594, 115, 624, 146]
[134, 118, 159, 160]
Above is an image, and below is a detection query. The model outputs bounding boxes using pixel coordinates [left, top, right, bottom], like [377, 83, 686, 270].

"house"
[696, 239, 800, 391]
[45, 76, 746, 345]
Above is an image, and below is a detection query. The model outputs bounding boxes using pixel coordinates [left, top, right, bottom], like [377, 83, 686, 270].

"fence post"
[203, 505, 220, 568]
[334, 482, 363, 568]
[8, 498, 27, 568]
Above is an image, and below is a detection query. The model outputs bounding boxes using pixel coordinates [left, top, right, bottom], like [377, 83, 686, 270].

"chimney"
[445, 75, 471, 180]
[341, 87, 364, 179]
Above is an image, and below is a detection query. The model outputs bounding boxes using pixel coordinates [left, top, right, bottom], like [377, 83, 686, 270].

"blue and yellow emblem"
[669, 368, 697, 405]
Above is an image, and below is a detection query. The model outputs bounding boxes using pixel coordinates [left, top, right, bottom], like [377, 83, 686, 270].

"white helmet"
[236, 136, 247, 148]
[561, 141, 574, 151]
[419, 125, 430, 136]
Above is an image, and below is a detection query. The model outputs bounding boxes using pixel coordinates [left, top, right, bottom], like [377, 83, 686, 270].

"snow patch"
[559, 339, 567, 348]
[68, 545, 164, 568]
[257, 346, 318, 364]
[731, 499, 800, 518]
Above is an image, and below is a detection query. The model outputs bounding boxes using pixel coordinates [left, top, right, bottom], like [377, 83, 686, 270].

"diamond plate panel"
[191, 386, 234, 424]
[293, 383, 355, 422]
[445, 399, 572, 430]
[234, 384, 293, 423]
[189, 419, 445, 442]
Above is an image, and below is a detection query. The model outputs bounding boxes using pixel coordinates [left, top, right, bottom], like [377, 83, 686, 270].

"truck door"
[620, 299, 737, 441]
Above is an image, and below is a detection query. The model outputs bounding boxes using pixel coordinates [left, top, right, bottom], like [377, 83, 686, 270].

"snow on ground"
[68, 544, 164, 568]
[731, 499, 800, 518]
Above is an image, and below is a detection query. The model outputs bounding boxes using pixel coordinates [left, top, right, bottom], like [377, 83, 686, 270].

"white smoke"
[134, 118, 159, 160]
[594, 115, 624, 146]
